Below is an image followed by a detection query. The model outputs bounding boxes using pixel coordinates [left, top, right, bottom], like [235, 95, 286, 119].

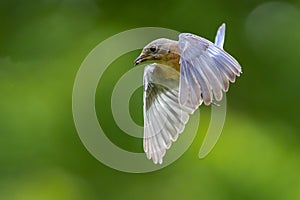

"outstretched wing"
[143, 63, 193, 164]
[178, 24, 242, 109]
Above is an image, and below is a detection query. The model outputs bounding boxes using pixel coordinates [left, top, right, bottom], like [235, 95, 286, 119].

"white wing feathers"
[214, 23, 225, 49]
[178, 24, 242, 107]
[143, 64, 193, 164]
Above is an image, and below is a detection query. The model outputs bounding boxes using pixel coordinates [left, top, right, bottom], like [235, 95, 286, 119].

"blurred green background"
[1, 0, 300, 199]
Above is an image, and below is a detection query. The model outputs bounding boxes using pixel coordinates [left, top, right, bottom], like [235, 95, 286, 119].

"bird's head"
[134, 38, 178, 66]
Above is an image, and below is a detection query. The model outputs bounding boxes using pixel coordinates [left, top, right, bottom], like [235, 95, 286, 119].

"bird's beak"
[134, 54, 151, 66]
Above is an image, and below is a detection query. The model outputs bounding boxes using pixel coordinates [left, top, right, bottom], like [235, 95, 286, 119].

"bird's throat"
[165, 53, 180, 72]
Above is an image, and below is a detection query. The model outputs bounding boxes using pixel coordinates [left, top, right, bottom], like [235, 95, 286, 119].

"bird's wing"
[178, 27, 242, 109]
[143, 63, 193, 164]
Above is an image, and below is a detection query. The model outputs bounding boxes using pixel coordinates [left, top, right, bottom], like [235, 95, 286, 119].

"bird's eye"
[149, 46, 157, 52]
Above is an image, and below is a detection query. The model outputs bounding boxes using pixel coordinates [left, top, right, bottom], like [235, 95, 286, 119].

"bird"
[134, 23, 242, 164]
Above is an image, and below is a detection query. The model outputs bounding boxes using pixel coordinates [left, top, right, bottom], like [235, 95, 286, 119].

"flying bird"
[134, 24, 242, 164]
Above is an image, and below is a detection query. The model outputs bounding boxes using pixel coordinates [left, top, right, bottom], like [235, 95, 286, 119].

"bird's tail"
[214, 23, 226, 49]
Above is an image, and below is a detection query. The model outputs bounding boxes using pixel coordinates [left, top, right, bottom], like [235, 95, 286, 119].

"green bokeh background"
[1, 0, 300, 199]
